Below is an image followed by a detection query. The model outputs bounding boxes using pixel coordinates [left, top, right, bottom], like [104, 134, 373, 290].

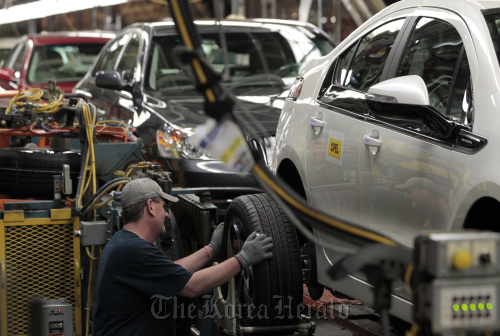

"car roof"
[334, 0, 500, 52]
[20, 31, 115, 46]
[127, 18, 326, 35]
[384, 0, 500, 12]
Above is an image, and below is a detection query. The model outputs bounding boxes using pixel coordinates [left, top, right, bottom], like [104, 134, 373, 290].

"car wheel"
[0, 148, 81, 198]
[220, 193, 302, 333]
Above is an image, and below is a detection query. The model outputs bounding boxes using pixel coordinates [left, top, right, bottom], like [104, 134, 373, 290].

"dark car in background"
[74, 19, 335, 199]
[0, 31, 114, 93]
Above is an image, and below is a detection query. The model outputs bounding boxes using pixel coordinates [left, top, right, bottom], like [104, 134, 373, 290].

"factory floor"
[295, 285, 407, 336]
[203, 285, 407, 336]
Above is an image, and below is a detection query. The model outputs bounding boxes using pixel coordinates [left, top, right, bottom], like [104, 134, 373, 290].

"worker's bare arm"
[174, 247, 213, 272]
[178, 257, 240, 298]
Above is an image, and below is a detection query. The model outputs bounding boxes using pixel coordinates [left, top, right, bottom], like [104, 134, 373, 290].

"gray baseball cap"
[121, 178, 178, 209]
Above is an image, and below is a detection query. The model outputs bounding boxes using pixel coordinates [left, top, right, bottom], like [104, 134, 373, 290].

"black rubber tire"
[0, 148, 81, 198]
[223, 193, 302, 332]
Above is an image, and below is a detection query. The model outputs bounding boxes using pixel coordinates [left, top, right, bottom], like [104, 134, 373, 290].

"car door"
[358, 10, 474, 248]
[0, 39, 29, 90]
[305, 16, 408, 234]
[82, 32, 142, 122]
[106, 31, 143, 121]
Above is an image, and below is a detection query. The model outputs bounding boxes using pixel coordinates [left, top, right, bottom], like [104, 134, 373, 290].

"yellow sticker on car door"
[326, 130, 344, 165]
[328, 137, 342, 159]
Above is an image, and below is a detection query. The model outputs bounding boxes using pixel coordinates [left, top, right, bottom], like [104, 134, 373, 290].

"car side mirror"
[367, 75, 430, 106]
[96, 70, 132, 93]
[0, 68, 17, 82]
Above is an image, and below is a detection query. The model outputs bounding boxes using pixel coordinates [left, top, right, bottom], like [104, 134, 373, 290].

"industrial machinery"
[0, 84, 222, 335]
[0, 82, 309, 335]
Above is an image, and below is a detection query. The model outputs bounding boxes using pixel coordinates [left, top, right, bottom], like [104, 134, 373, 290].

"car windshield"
[146, 28, 334, 91]
[27, 43, 105, 84]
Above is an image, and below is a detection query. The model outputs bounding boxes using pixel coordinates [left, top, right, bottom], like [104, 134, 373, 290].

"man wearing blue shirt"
[94, 178, 273, 335]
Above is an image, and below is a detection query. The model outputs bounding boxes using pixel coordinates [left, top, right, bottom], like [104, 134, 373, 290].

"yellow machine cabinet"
[0, 206, 82, 335]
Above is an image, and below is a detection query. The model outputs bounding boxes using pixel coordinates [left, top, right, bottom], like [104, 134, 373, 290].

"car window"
[151, 32, 297, 87]
[116, 33, 140, 81]
[2, 41, 28, 79]
[335, 19, 405, 91]
[27, 44, 106, 84]
[448, 52, 471, 122]
[12, 43, 27, 75]
[146, 29, 334, 91]
[0, 45, 17, 68]
[484, 10, 500, 68]
[94, 34, 129, 74]
[396, 17, 469, 117]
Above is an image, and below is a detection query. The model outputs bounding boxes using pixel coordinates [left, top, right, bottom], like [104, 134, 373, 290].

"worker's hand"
[208, 222, 224, 257]
[237, 231, 273, 269]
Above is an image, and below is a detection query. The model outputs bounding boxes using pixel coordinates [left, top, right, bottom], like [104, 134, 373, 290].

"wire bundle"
[76, 104, 98, 212]
[5, 87, 63, 115]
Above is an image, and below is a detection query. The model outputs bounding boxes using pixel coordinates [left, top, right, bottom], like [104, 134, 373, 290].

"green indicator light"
[461, 304, 469, 312]
[487, 303, 493, 310]
[478, 303, 485, 310]
[470, 304, 477, 311]
[453, 304, 460, 312]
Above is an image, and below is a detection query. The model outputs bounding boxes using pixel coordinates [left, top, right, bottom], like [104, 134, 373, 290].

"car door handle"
[309, 117, 324, 128]
[363, 135, 382, 147]
[363, 132, 382, 155]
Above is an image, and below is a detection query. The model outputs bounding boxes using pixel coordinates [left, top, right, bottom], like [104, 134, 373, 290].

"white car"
[272, 0, 500, 323]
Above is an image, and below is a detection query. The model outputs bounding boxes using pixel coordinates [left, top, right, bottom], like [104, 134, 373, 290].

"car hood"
[142, 85, 287, 137]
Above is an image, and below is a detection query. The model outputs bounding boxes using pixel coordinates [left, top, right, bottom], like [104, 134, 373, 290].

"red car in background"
[0, 31, 113, 93]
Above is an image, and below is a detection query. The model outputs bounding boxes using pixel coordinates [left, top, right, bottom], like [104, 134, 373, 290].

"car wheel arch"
[277, 159, 306, 197]
[463, 196, 500, 232]
[276, 158, 309, 245]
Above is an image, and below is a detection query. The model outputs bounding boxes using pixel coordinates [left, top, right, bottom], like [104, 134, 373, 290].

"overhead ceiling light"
[0, 0, 129, 25]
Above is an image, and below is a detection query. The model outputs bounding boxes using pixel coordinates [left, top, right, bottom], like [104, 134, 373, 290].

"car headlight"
[156, 126, 206, 159]
[156, 123, 275, 167]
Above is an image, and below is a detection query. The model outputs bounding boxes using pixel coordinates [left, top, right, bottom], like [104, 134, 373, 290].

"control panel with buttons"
[413, 231, 500, 334]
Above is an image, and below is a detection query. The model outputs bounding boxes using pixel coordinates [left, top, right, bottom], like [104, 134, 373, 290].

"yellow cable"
[85, 246, 99, 260]
[97, 120, 128, 128]
[34, 93, 63, 114]
[77, 104, 98, 210]
[6, 88, 63, 114]
[82, 104, 98, 336]
[80, 180, 129, 215]
[81, 106, 94, 202]
[404, 263, 414, 296]
[5, 90, 26, 114]
[252, 164, 398, 246]
[85, 246, 97, 336]
[169, 0, 216, 103]
[407, 323, 419, 336]
[78, 148, 90, 208]
[25, 88, 44, 100]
